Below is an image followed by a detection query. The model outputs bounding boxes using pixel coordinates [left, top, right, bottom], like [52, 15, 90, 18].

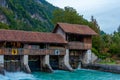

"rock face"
[0, 0, 57, 31]
[0, 0, 8, 24]
[82, 50, 98, 64]
[0, 0, 6, 7]
[0, 12, 7, 24]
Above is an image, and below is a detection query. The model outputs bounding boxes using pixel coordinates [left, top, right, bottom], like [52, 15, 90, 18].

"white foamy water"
[0, 71, 35, 80]
[77, 62, 81, 70]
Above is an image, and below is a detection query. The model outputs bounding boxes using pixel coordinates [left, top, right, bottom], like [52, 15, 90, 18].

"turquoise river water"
[0, 69, 120, 80]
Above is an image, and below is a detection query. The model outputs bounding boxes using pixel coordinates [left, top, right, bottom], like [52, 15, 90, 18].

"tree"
[117, 25, 120, 32]
[52, 6, 89, 25]
[89, 16, 102, 53]
[106, 30, 120, 58]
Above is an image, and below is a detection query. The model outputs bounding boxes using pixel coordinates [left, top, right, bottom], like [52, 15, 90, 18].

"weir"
[0, 23, 97, 74]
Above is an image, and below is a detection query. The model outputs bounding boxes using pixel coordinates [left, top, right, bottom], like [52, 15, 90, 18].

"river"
[0, 69, 120, 80]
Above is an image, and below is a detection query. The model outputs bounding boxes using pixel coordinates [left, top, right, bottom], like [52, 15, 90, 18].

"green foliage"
[100, 30, 106, 35]
[52, 7, 89, 25]
[100, 28, 120, 59]
[108, 32, 120, 57]
[92, 48, 99, 57]
[92, 48, 110, 59]
[0, 0, 57, 32]
[117, 25, 120, 32]
[0, 22, 9, 29]
[99, 58, 116, 65]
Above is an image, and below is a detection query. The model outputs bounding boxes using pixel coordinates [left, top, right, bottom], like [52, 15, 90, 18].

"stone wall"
[83, 63, 120, 74]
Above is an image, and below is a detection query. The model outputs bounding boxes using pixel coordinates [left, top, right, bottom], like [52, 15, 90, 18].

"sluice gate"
[50, 56, 59, 70]
[50, 55, 64, 70]
[4, 55, 22, 72]
[28, 55, 43, 72]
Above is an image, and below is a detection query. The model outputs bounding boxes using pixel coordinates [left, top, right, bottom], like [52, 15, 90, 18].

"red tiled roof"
[0, 29, 67, 44]
[53, 23, 97, 35]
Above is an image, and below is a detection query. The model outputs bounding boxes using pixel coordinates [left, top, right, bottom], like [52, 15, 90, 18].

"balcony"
[0, 48, 66, 55]
[68, 42, 92, 50]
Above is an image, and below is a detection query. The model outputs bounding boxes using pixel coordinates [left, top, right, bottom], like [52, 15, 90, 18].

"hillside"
[0, 0, 57, 32]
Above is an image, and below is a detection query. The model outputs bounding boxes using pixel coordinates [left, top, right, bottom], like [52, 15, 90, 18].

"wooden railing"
[68, 42, 92, 50]
[0, 48, 66, 55]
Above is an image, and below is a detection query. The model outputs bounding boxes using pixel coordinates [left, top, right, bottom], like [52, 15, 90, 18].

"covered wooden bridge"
[0, 29, 72, 73]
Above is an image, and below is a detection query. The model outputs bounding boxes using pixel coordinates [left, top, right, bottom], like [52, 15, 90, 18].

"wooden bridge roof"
[53, 23, 97, 35]
[0, 29, 67, 44]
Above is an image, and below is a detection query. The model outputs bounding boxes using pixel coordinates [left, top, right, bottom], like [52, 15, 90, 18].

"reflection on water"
[0, 69, 120, 80]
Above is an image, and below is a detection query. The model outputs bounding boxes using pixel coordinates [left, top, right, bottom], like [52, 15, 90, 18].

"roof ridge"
[57, 22, 89, 27]
[0, 29, 56, 34]
[56, 22, 97, 35]
[0, 29, 67, 43]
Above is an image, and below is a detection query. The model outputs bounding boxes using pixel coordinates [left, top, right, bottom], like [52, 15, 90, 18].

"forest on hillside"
[52, 7, 120, 64]
[0, 0, 57, 31]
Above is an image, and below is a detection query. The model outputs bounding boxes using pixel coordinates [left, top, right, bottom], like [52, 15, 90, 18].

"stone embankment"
[83, 63, 120, 74]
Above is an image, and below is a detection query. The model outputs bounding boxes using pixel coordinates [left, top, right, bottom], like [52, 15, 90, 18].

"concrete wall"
[44, 55, 50, 65]
[83, 63, 120, 74]
[63, 49, 73, 71]
[23, 55, 28, 65]
[43, 55, 53, 72]
[0, 55, 4, 75]
[22, 55, 31, 73]
[0, 55, 4, 67]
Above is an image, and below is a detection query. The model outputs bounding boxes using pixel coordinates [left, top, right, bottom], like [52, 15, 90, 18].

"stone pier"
[22, 55, 31, 73]
[63, 49, 73, 71]
[0, 55, 4, 75]
[43, 55, 53, 72]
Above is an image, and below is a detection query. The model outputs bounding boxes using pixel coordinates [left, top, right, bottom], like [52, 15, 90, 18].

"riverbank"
[83, 63, 120, 74]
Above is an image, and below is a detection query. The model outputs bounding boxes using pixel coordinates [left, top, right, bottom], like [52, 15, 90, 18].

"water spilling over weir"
[0, 69, 120, 80]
